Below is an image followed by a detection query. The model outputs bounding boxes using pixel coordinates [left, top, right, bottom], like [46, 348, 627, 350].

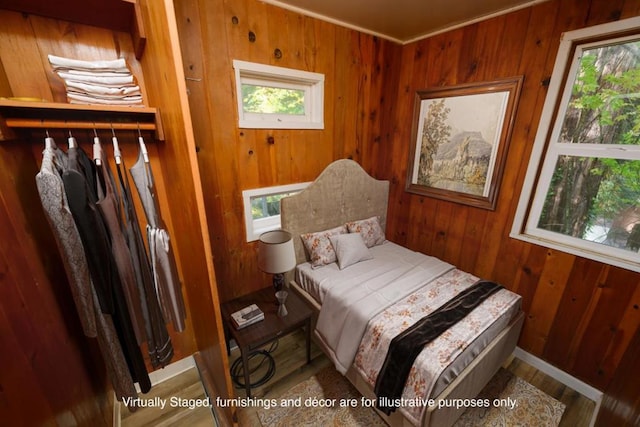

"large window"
[512, 17, 640, 272]
[233, 60, 324, 129]
[242, 182, 310, 241]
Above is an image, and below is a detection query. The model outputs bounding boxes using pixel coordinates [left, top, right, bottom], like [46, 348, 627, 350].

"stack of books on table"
[231, 304, 264, 329]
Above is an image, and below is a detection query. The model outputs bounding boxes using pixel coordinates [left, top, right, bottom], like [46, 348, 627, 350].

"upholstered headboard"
[281, 159, 390, 265]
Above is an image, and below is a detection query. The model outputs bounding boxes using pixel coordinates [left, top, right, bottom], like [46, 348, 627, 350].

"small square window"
[242, 182, 310, 241]
[233, 60, 324, 129]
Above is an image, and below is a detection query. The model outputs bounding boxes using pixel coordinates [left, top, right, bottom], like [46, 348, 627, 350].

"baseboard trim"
[134, 355, 197, 392]
[513, 347, 603, 426]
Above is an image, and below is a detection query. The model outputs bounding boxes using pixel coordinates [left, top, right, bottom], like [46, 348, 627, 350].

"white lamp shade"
[258, 230, 296, 274]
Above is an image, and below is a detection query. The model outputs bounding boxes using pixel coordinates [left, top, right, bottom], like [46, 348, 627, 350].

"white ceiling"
[261, 0, 549, 44]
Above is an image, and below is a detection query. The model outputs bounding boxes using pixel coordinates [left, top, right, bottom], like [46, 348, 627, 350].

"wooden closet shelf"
[0, 99, 164, 141]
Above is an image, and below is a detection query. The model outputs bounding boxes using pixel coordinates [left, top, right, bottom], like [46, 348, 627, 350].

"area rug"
[256, 367, 565, 427]
[453, 368, 566, 426]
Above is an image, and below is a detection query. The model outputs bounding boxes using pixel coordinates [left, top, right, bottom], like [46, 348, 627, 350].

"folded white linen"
[57, 72, 135, 86]
[314, 242, 454, 374]
[67, 92, 143, 106]
[65, 80, 141, 97]
[48, 54, 129, 72]
[63, 69, 134, 77]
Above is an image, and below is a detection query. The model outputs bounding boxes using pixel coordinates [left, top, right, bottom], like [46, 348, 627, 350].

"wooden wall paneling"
[431, 31, 465, 88]
[489, 2, 561, 288]
[572, 267, 639, 389]
[175, 0, 397, 302]
[30, 16, 119, 103]
[172, 0, 223, 198]
[0, 141, 111, 425]
[406, 197, 434, 254]
[0, 56, 11, 96]
[0, 297, 55, 425]
[519, 249, 575, 355]
[491, 10, 531, 76]
[586, 0, 626, 25]
[596, 326, 640, 427]
[442, 205, 468, 267]
[350, 33, 375, 165]
[599, 282, 640, 382]
[0, 11, 54, 100]
[137, 0, 233, 414]
[430, 202, 454, 260]
[188, 0, 241, 302]
[543, 259, 608, 367]
[456, 208, 487, 274]
[112, 29, 149, 105]
[366, 38, 395, 172]
[383, 44, 420, 246]
[455, 24, 481, 83]
[333, 27, 358, 162]
[622, 0, 640, 17]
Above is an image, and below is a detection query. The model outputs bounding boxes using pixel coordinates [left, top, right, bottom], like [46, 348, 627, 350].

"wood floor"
[117, 330, 596, 426]
[118, 366, 216, 426]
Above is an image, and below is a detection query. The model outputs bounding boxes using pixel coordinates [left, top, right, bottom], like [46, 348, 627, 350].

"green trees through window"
[241, 84, 305, 115]
[538, 39, 640, 251]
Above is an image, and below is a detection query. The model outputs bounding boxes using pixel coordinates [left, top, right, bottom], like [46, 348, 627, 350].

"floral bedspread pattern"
[353, 269, 521, 425]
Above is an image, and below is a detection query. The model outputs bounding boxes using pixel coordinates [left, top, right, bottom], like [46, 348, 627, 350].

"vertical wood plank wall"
[173, 0, 400, 303]
[175, 0, 639, 424]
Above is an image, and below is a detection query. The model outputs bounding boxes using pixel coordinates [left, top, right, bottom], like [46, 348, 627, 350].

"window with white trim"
[233, 60, 324, 129]
[243, 182, 310, 242]
[511, 17, 640, 272]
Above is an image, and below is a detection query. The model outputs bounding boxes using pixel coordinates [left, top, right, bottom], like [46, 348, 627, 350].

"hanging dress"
[129, 142, 186, 332]
[93, 139, 146, 346]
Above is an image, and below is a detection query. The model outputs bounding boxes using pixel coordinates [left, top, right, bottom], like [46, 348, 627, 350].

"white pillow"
[329, 233, 373, 270]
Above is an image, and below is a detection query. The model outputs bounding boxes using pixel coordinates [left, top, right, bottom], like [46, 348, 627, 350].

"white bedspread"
[312, 242, 454, 374]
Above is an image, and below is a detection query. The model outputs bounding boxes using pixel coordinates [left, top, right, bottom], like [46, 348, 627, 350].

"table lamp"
[258, 230, 296, 292]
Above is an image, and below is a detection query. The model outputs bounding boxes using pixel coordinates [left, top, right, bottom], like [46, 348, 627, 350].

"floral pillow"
[301, 225, 348, 268]
[346, 216, 385, 248]
[329, 233, 373, 270]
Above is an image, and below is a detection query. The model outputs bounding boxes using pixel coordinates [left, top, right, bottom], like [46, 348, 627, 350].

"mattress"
[295, 241, 433, 304]
[295, 241, 521, 425]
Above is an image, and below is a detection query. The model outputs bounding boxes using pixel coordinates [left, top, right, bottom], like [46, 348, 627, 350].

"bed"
[281, 159, 524, 427]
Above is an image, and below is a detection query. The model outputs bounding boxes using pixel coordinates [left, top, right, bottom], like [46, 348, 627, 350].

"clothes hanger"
[44, 129, 57, 150]
[137, 124, 149, 163]
[93, 128, 102, 166]
[67, 129, 78, 149]
[111, 126, 122, 165]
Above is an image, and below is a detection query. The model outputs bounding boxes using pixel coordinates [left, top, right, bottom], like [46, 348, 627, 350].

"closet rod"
[4, 118, 156, 132]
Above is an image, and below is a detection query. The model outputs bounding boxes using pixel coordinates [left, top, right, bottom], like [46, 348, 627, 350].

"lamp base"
[272, 273, 285, 292]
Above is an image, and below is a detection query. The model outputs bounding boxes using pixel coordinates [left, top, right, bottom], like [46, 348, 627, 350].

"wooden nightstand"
[221, 286, 313, 397]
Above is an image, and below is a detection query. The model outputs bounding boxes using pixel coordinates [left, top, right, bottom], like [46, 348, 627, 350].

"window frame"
[242, 182, 311, 242]
[232, 59, 324, 129]
[511, 16, 640, 273]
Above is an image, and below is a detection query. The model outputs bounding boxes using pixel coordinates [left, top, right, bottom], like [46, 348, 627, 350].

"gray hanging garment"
[113, 136, 173, 368]
[129, 140, 186, 332]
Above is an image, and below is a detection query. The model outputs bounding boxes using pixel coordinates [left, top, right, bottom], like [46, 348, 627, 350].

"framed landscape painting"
[406, 77, 523, 210]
